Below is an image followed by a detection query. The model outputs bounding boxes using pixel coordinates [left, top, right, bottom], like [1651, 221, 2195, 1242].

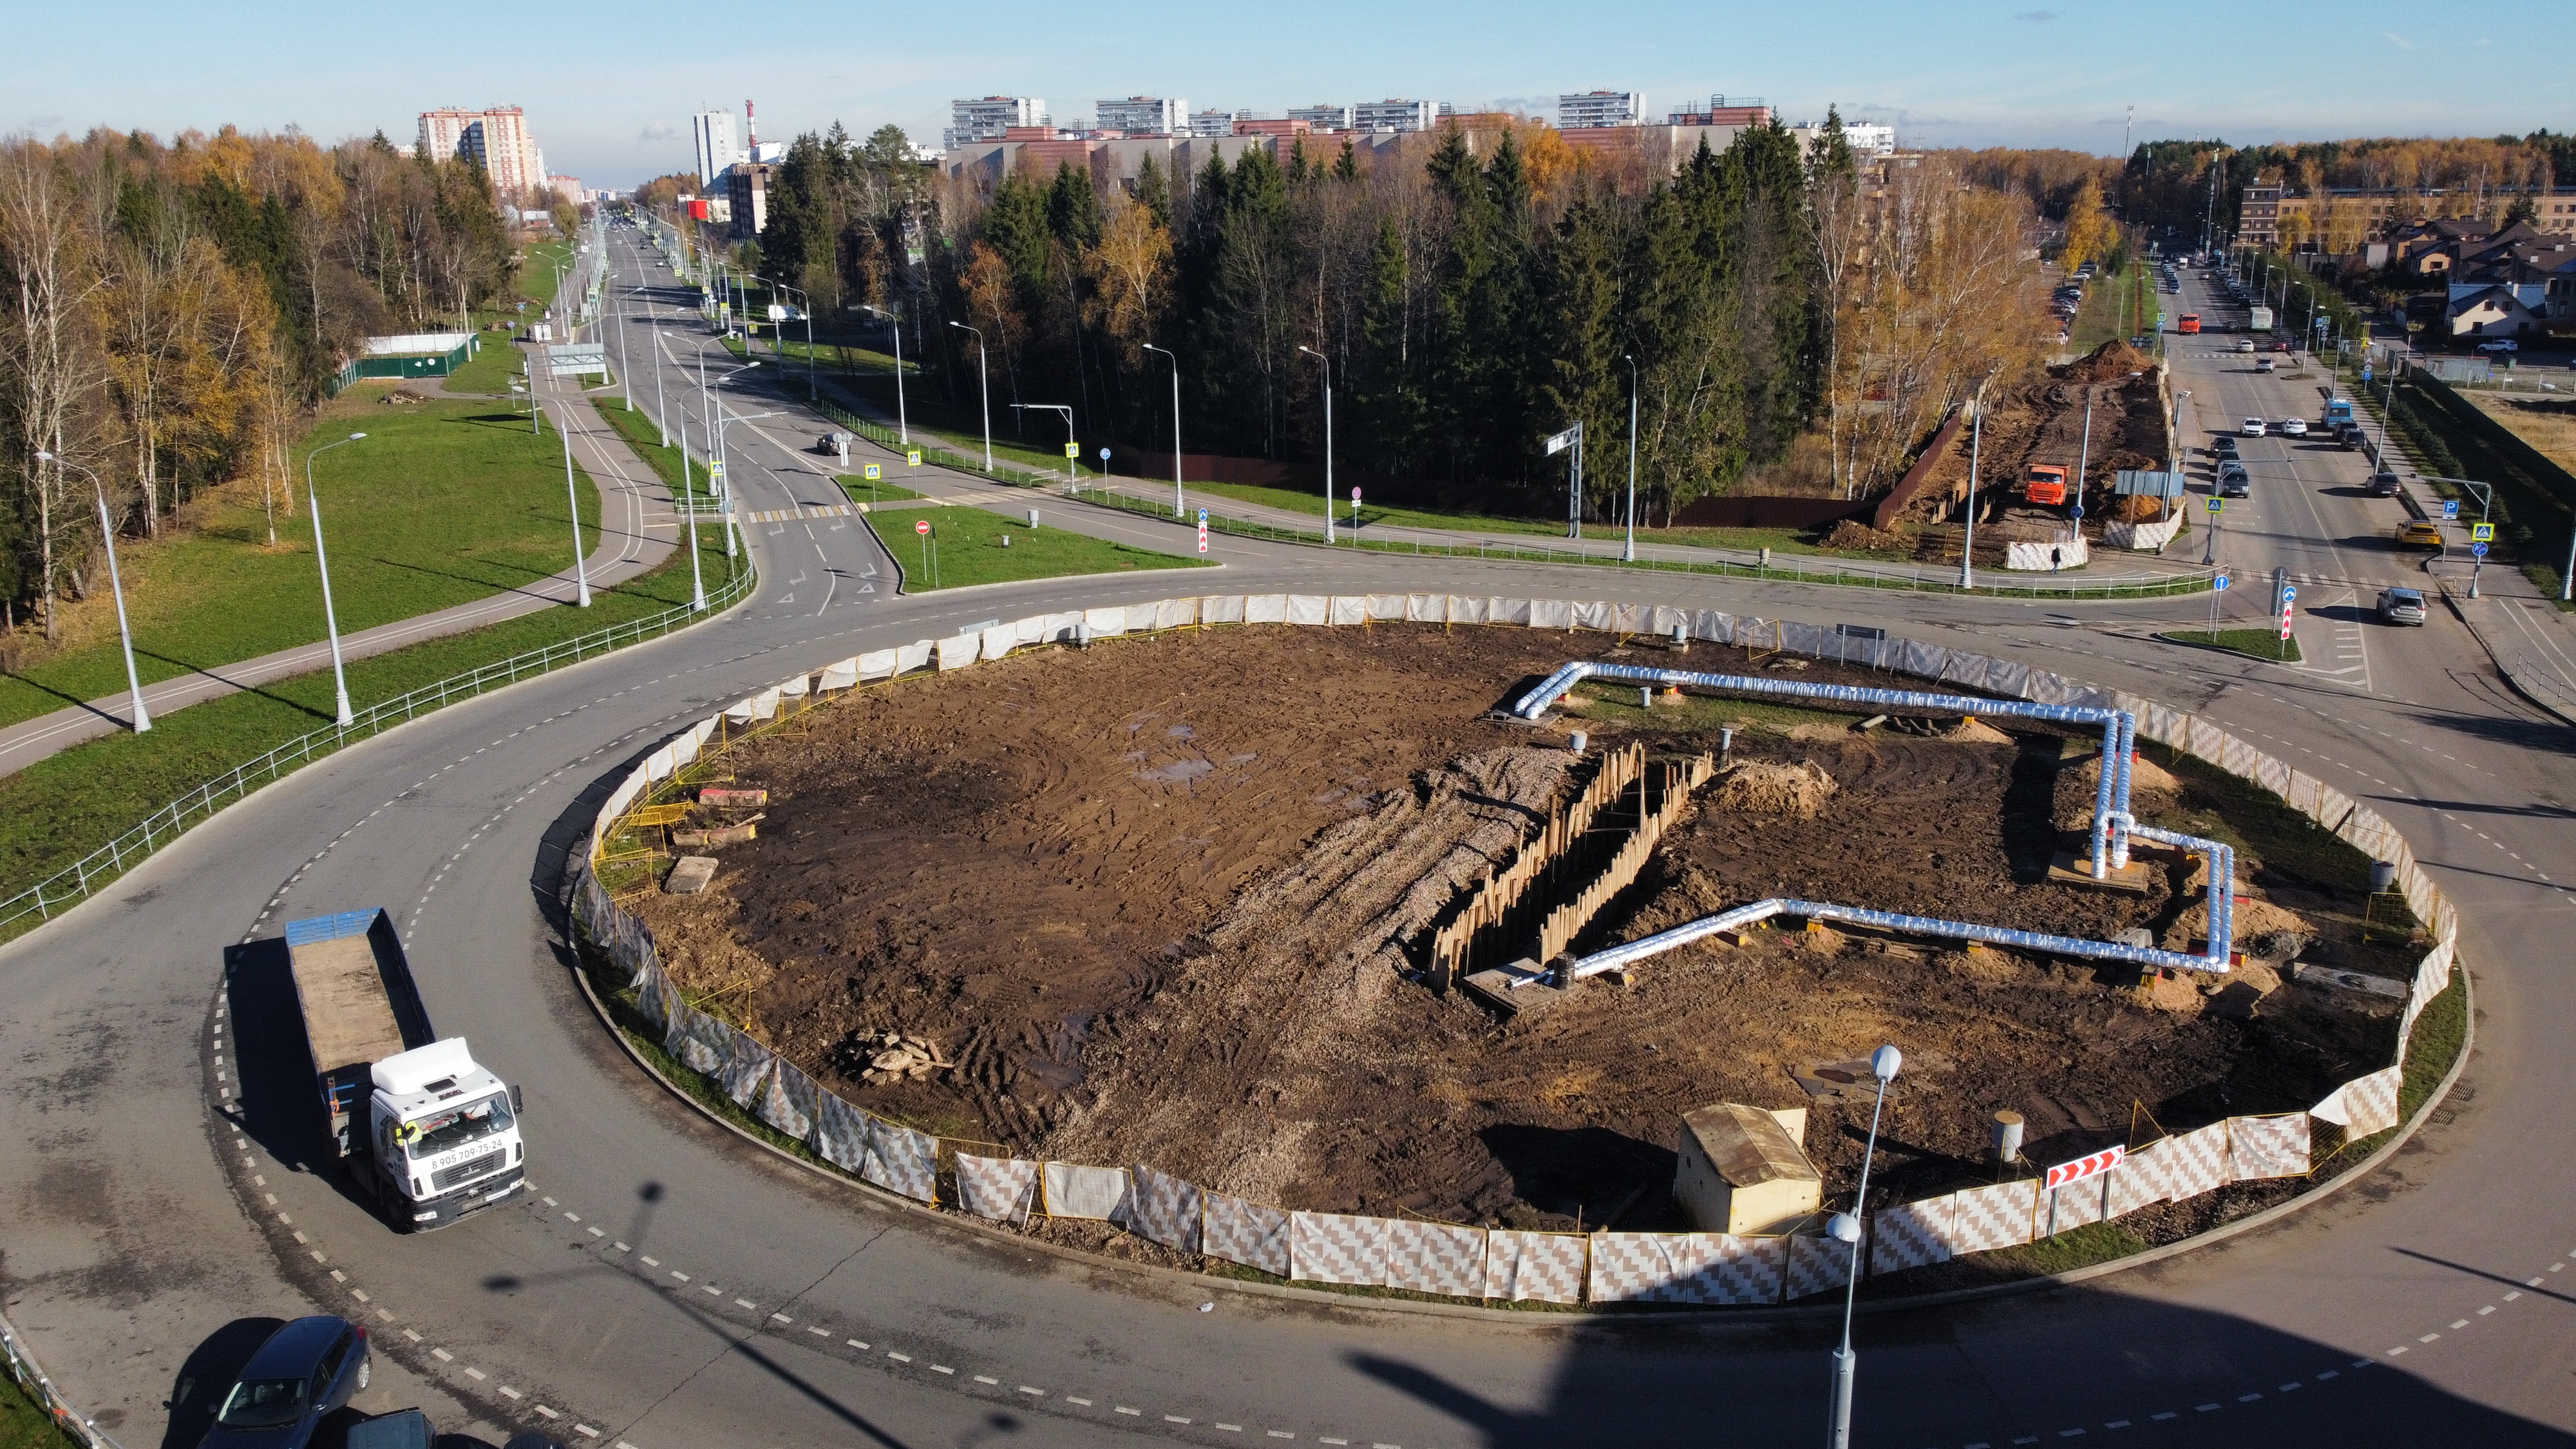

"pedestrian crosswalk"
[739, 493, 994, 524]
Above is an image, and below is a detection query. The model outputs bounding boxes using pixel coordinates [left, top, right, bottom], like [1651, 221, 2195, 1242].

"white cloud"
[638, 122, 676, 142]
[2383, 32, 2416, 50]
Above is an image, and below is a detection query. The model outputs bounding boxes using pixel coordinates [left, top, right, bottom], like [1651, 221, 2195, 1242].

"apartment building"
[1287, 103, 1352, 131]
[692, 109, 738, 191]
[949, 97, 1047, 147]
[418, 106, 544, 198]
[1352, 99, 1438, 133]
[1096, 97, 1186, 135]
[2239, 184, 2576, 251]
[1558, 91, 1645, 129]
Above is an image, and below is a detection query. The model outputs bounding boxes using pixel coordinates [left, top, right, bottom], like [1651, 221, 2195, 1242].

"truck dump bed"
[285, 909, 431, 1155]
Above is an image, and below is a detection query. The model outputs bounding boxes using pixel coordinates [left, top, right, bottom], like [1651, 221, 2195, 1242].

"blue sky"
[12, 1, 2568, 187]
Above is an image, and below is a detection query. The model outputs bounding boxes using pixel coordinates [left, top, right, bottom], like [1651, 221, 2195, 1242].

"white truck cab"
[368, 1039, 526, 1227]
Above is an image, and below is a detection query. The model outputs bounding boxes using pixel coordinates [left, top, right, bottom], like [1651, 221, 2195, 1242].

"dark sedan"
[200, 1316, 369, 1448]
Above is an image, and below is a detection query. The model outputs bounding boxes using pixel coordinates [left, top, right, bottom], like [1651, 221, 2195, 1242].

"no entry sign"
[2044, 1144, 2126, 1191]
[915, 518, 931, 536]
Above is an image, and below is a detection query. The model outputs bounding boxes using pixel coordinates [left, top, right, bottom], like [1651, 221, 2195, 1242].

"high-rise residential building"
[1558, 91, 1645, 129]
[1188, 109, 1237, 138]
[693, 109, 739, 189]
[950, 97, 1047, 147]
[1095, 96, 1186, 135]
[1286, 103, 1351, 131]
[1352, 99, 1437, 133]
[1668, 97, 1773, 128]
[418, 106, 544, 198]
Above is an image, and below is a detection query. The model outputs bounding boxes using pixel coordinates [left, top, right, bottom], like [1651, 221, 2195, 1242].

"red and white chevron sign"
[2045, 1145, 2126, 1191]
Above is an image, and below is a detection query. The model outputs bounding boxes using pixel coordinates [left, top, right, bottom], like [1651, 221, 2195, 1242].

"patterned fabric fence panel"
[1204, 1193, 1290, 1276]
[717, 1031, 775, 1107]
[1384, 1220, 1487, 1298]
[1493, 596, 1535, 626]
[759, 1061, 819, 1141]
[1286, 594, 1329, 626]
[2313, 1065, 2403, 1138]
[1201, 596, 1247, 626]
[1571, 600, 1616, 632]
[1947, 1180, 2038, 1253]
[1589, 1233, 1785, 1305]
[1482, 1231, 1587, 1304]
[2104, 1142, 2174, 1218]
[1783, 1234, 1857, 1301]
[1245, 594, 1290, 624]
[2228, 1115, 2311, 1181]
[1365, 593, 1408, 622]
[1043, 1162, 1133, 1221]
[1128, 1166, 1203, 1253]
[665, 1005, 724, 1075]
[1530, 598, 1573, 630]
[1405, 592, 1446, 623]
[2039, 1174, 2111, 1237]
[811, 1093, 874, 1173]
[632, 961, 670, 1034]
[1153, 597, 1200, 631]
[1289, 1211, 1392, 1286]
[1868, 1198, 1955, 1276]
[864, 1121, 938, 1202]
[956, 1153, 1039, 1225]
[2160, 1122, 2232, 1202]
[1327, 596, 1368, 626]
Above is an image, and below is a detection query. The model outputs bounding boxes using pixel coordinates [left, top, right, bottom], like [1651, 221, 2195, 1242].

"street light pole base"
[1828, 1345, 1856, 1449]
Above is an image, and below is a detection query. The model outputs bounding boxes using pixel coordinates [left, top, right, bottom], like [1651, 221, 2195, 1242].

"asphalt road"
[2, 230, 2571, 1449]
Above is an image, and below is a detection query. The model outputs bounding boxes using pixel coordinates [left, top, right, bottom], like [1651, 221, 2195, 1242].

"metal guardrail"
[1, 1309, 129, 1449]
[0, 562, 755, 945]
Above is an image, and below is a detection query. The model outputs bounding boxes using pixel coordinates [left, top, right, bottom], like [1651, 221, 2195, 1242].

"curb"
[2438, 583, 2576, 728]
[561, 885, 2477, 1331]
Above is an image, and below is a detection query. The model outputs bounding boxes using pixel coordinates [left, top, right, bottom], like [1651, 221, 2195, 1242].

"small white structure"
[1674, 1102, 1822, 1236]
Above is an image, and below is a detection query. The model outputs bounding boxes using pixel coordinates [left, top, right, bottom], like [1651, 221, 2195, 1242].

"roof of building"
[1681, 1103, 1820, 1188]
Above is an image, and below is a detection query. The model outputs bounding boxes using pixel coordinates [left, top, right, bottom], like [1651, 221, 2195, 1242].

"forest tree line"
[1, 126, 521, 638]
[735, 112, 2044, 521]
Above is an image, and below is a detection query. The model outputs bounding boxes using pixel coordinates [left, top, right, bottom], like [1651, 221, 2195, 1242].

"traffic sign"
[2471, 541, 2489, 558]
[2044, 1145, 2126, 1191]
[2282, 583, 2297, 601]
[914, 519, 931, 536]
[906, 449, 922, 467]
[1198, 509, 1208, 523]
[2442, 499, 2460, 520]
[1097, 447, 1110, 462]
[863, 463, 882, 481]
[2213, 572, 2230, 591]
[707, 460, 725, 478]
[1064, 442, 1080, 459]
[2470, 522, 2495, 542]
[2206, 497, 2222, 514]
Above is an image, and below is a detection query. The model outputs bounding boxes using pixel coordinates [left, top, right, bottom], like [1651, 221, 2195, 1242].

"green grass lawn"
[835, 474, 923, 506]
[0, 394, 603, 732]
[860, 503, 1206, 591]
[1164, 478, 1904, 560]
[445, 335, 527, 395]
[2155, 627, 2302, 663]
[0, 1367, 79, 1449]
[595, 399, 724, 512]
[2070, 263, 2154, 354]
[518, 239, 573, 308]
[0, 529, 737, 936]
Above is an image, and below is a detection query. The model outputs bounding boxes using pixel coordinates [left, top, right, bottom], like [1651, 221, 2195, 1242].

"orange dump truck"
[2022, 464, 2070, 507]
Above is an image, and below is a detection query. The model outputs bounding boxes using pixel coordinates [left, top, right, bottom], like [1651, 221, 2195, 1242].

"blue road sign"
[1198, 509, 1208, 523]
[2283, 584, 2298, 601]
[2443, 499, 2461, 520]
[2206, 497, 2223, 513]
[2363, 366, 2374, 383]
[2213, 573, 2230, 590]
[2471, 542, 2489, 558]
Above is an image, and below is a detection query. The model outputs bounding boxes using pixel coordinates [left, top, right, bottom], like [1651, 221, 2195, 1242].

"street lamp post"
[1962, 375, 1993, 589]
[304, 433, 367, 726]
[614, 270, 635, 413]
[1297, 345, 1334, 544]
[1143, 343, 1183, 517]
[712, 400, 781, 564]
[1826, 1043, 1902, 1449]
[558, 406, 591, 607]
[678, 421, 706, 611]
[1622, 354, 1639, 564]
[863, 305, 908, 444]
[772, 282, 817, 400]
[948, 321, 993, 473]
[646, 284, 669, 447]
[39, 452, 149, 732]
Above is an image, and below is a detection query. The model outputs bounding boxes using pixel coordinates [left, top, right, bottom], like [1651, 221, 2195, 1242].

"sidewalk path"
[0, 368, 678, 779]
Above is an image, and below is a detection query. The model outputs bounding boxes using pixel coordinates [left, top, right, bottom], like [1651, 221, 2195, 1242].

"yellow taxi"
[2393, 520, 2445, 550]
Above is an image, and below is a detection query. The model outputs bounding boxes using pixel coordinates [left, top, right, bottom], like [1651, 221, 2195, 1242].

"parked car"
[2369, 469, 2403, 497]
[200, 1317, 370, 1449]
[2218, 462, 2251, 498]
[2279, 417, 2308, 437]
[2476, 339, 2519, 354]
[2394, 520, 2445, 550]
[2242, 417, 2268, 437]
[2212, 435, 2239, 459]
[2338, 422, 2367, 448]
[2377, 587, 2428, 625]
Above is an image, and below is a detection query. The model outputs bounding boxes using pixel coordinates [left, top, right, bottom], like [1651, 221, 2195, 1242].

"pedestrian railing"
[2, 1307, 129, 1449]
[0, 563, 755, 947]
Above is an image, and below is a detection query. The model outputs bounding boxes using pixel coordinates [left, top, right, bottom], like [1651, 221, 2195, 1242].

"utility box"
[1674, 1103, 1822, 1236]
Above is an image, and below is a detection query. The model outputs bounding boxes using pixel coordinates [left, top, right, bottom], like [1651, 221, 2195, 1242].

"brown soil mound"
[1821, 520, 1910, 554]
[1710, 757, 1837, 817]
[2064, 339, 2156, 383]
[633, 630, 2386, 1230]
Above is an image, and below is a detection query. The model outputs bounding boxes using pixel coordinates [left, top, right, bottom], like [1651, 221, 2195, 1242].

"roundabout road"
[3, 234, 2571, 1449]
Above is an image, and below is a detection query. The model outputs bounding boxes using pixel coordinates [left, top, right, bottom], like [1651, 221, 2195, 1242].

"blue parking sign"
[2442, 499, 2460, 520]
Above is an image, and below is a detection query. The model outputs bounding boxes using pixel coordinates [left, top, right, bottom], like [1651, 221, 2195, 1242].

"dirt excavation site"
[631, 625, 2416, 1260]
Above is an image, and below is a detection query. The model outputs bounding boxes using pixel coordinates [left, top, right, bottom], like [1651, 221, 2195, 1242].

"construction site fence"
[2, 1307, 131, 1449]
[567, 588, 2459, 1309]
[0, 562, 756, 949]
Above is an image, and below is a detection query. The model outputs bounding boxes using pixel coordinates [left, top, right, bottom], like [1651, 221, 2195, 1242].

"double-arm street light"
[947, 321, 994, 473]
[676, 421, 706, 611]
[1142, 343, 1184, 518]
[1296, 345, 1335, 544]
[771, 281, 817, 400]
[862, 305, 909, 444]
[37, 451, 148, 732]
[304, 433, 367, 726]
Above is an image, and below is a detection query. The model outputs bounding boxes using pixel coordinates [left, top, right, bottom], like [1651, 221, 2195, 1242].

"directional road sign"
[2213, 572, 2230, 591]
[1098, 447, 1110, 462]
[2045, 1145, 2126, 1191]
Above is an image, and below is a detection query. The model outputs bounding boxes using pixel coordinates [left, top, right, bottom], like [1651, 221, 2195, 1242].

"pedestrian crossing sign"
[2206, 497, 2222, 513]
[864, 464, 882, 480]
[2470, 522, 2495, 542]
[906, 450, 922, 467]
